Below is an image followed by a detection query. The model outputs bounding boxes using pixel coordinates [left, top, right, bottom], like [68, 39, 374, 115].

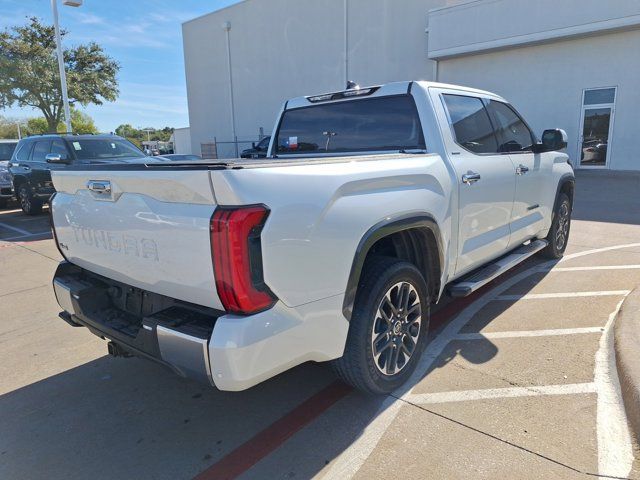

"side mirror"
[45, 153, 70, 164]
[251, 142, 256, 148]
[541, 129, 568, 151]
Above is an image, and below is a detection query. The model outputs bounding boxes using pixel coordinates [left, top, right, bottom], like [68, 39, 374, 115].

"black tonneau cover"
[61, 152, 429, 171]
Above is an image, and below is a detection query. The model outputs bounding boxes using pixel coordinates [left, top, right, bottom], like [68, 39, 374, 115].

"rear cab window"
[275, 95, 425, 155]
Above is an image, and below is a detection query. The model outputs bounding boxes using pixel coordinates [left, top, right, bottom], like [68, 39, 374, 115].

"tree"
[68, 109, 97, 134]
[0, 17, 119, 133]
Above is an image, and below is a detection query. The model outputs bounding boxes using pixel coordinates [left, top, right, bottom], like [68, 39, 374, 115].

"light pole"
[223, 21, 238, 158]
[51, 0, 81, 133]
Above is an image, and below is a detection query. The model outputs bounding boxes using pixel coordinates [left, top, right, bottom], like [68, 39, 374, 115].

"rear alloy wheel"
[332, 257, 430, 394]
[18, 185, 42, 216]
[371, 281, 422, 376]
[541, 192, 571, 259]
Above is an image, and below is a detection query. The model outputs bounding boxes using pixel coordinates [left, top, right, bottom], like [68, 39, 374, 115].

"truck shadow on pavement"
[0, 260, 552, 480]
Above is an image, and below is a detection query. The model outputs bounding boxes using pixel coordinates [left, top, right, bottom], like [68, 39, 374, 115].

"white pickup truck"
[51, 81, 574, 394]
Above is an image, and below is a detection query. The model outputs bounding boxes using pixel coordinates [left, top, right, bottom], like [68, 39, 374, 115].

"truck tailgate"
[50, 169, 223, 310]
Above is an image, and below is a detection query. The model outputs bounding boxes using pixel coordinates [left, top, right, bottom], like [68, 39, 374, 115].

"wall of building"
[437, 29, 640, 170]
[182, 0, 445, 157]
[171, 127, 191, 155]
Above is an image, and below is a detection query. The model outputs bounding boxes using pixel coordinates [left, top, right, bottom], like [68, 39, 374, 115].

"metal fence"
[200, 135, 269, 160]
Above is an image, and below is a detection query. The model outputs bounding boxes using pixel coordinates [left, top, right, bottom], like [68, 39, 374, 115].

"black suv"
[240, 136, 270, 158]
[9, 134, 147, 215]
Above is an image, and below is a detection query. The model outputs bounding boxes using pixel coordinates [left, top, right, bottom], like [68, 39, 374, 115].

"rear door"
[484, 100, 546, 247]
[438, 91, 516, 276]
[29, 140, 53, 196]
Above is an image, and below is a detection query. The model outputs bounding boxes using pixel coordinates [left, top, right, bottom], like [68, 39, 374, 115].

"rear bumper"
[53, 261, 349, 391]
[53, 262, 216, 385]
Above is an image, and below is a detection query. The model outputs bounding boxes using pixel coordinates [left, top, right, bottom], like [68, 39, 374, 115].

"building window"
[583, 88, 616, 106]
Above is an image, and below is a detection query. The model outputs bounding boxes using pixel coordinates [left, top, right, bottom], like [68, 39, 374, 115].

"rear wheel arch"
[342, 214, 443, 321]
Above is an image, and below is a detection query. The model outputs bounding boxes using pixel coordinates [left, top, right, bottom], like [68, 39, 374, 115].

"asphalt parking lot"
[1, 170, 639, 480]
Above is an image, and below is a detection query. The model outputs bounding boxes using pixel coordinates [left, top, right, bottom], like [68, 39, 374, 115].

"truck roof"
[284, 80, 506, 110]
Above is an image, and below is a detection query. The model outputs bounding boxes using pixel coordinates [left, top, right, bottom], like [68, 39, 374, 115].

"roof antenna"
[346, 80, 359, 90]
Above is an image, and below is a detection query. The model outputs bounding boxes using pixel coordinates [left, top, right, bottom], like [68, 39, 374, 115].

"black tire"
[18, 184, 43, 216]
[0, 198, 7, 209]
[332, 256, 430, 395]
[541, 192, 571, 259]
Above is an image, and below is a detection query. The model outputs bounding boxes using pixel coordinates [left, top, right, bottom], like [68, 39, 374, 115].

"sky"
[0, 0, 240, 132]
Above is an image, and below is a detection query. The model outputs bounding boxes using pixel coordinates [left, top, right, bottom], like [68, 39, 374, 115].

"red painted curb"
[193, 381, 352, 480]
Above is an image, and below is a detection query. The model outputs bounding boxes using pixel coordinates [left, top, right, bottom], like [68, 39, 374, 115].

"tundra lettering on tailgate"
[71, 226, 159, 261]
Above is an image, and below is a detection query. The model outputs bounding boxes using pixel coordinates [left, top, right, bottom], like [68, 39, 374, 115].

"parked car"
[0, 140, 19, 208]
[50, 81, 573, 394]
[9, 134, 147, 215]
[153, 154, 203, 161]
[240, 136, 270, 158]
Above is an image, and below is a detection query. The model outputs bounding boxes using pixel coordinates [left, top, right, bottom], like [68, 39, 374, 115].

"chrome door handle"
[462, 172, 481, 185]
[87, 180, 111, 194]
[516, 164, 529, 175]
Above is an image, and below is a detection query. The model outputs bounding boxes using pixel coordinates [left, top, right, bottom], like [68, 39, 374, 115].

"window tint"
[15, 142, 33, 161]
[68, 138, 145, 160]
[484, 100, 534, 153]
[442, 94, 497, 154]
[276, 95, 425, 155]
[51, 139, 69, 157]
[32, 141, 51, 162]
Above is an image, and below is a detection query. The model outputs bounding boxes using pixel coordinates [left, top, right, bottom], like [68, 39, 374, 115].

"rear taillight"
[210, 205, 276, 315]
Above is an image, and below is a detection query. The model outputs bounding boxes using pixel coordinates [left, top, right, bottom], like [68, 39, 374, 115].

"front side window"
[276, 95, 425, 155]
[50, 139, 69, 158]
[67, 138, 146, 160]
[32, 141, 51, 162]
[442, 94, 497, 154]
[484, 100, 535, 153]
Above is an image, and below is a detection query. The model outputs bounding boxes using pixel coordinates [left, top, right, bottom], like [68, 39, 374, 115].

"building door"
[578, 87, 616, 169]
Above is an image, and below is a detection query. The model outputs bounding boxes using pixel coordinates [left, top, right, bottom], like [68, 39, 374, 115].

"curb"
[614, 287, 640, 443]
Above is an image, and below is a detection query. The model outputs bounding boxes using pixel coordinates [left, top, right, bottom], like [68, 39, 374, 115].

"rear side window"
[32, 140, 51, 162]
[15, 142, 33, 161]
[442, 94, 497, 154]
[276, 95, 425, 155]
[484, 100, 535, 153]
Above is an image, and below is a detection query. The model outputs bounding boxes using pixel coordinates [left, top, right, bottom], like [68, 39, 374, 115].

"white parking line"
[0, 231, 51, 242]
[322, 243, 640, 480]
[496, 290, 630, 301]
[404, 383, 597, 405]
[0, 221, 31, 236]
[455, 327, 603, 340]
[550, 265, 640, 272]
